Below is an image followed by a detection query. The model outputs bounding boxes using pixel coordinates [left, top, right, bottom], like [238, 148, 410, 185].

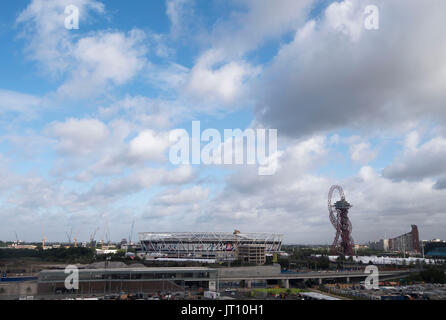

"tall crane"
[14, 231, 20, 244]
[66, 227, 73, 244]
[41, 223, 46, 250]
[105, 228, 111, 247]
[128, 221, 135, 245]
[90, 227, 99, 248]
[100, 225, 105, 250]
[101, 218, 111, 249]
[73, 227, 80, 248]
[73, 228, 79, 248]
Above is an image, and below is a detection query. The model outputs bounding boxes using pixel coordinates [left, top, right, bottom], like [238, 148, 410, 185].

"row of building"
[366, 225, 446, 256]
[368, 225, 420, 253]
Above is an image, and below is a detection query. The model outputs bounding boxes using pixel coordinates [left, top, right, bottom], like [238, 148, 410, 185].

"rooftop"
[39, 266, 216, 274]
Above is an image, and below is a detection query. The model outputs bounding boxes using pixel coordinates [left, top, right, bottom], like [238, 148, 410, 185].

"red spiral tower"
[328, 185, 354, 255]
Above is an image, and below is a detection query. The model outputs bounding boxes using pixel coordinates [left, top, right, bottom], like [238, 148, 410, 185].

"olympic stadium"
[139, 232, 283, 262]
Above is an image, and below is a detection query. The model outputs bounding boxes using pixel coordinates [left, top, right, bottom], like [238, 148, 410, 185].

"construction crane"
[101, 218, 111, 249]
[105, 228, 111, 247]
[41, 223, 46, 250]
[90, 227, 99, 248]
[100, 226, 105, 250]
[66, 227, 73, 244]
[128, 221, 135, 246]
[14, 231, 20, 245]
[73, 228, 79, 248]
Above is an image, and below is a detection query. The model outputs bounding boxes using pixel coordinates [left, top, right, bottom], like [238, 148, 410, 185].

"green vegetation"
[0, 247, 95, 263]
[282, 245, 387, 258]
[408, 267, 446, 284]
[253, 288, 306, 295]
[278, 247, 332, 271]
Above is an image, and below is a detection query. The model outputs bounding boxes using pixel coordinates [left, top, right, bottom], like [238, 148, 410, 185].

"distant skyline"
[1, 0, 446, 244]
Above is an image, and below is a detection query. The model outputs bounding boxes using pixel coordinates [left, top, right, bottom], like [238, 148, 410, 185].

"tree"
[316, 256, 330, 269]
[420, 269, 446, 283]
[279, 258, 290, 270]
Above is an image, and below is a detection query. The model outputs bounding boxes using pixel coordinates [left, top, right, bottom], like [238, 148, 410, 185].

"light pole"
[421, 242, 425, 259]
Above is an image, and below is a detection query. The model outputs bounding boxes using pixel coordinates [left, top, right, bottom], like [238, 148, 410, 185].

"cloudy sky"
[1, 0, 446, 244]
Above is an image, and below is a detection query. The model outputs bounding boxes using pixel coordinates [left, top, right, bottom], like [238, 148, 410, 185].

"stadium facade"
[139, 232, 283, 261]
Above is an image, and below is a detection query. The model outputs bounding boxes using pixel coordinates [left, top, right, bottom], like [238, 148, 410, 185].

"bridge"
[217, 267, 413, 288]
[36, 265, 414, 295]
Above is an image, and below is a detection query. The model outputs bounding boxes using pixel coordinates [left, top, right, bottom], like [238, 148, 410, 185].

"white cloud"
[128, 130, 170, 163]
[17, 0, 147, 99]
[324, 0, 364, 41]
[80, 165, 195, 201]
[47, 118, 109, 155]
[16, 0, 105, 75]
[194, 159, 446, 243]
[383, 134, 446, 182]
[166, 0, 192, 37]
[404, 131, 420, 153]
[255, 0, 446, 137]
[98, 95, 188, 129]
[0, 89, 42, 114]
[153, 186, 208, 205]
[57, 30, 148, 98]
[209, 0, 313, 56]
[6, 0, 446, 244]
[181, 0, 312, 107]
[350, 141, 377, 164]
[0, 90, 45, 125]
[184, 50, 259, 105]
[146, 62, 189, 91]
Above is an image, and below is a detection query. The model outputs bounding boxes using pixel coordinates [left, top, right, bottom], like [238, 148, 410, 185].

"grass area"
[252, 288, 307, 295]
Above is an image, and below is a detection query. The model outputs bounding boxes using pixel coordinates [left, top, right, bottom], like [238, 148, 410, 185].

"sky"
[1, 0, 446, 244]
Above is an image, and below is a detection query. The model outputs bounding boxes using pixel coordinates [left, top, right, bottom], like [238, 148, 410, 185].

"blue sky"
[1, 0, 446, 244]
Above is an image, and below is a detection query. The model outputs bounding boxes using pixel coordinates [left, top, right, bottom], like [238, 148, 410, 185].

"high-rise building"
[369, 225, 421, 253]
[368, 239, 389, 251]
[237, 244, 266, 265]
[388, 225, 420, 253]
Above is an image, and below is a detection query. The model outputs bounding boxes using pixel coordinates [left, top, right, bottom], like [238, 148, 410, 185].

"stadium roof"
[139, 232, 283, 242]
